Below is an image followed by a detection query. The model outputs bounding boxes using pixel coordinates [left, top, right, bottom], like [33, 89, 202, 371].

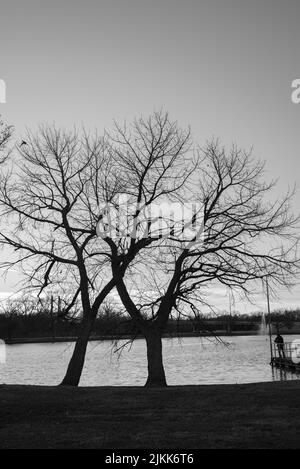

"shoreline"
[0, 381, 299, 448]
[4, 330, 300, 345]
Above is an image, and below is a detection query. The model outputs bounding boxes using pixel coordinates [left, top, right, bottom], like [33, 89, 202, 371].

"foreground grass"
[0, 381, 299, 449]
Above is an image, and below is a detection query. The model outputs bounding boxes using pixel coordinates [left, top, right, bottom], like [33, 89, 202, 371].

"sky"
[1, 0, 300, 313]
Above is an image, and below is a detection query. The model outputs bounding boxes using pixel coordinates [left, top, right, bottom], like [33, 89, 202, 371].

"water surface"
[1, 335, 300, 386]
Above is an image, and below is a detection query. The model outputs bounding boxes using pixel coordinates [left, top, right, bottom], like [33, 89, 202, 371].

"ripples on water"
[1, 335, 300, 386]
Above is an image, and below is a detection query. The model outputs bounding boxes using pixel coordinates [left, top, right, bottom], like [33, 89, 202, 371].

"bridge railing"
[272, 341, 295, 360]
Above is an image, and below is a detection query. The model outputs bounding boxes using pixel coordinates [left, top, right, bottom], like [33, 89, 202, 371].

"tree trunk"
[60, 312, 95, 386]
[145, 331, 167, 387]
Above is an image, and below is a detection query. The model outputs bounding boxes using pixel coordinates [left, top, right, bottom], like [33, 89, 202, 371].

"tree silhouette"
[0, 116, 13, 163]
[105, 133, 300, 386]
[0, 127, 118, 385]
[0, 113, 299, 388]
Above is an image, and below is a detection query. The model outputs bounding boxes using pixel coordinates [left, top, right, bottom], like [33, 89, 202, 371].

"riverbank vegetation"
[0, 295, 300, 341]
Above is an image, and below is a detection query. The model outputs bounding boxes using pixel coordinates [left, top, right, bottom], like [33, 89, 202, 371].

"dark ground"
[0, 381, 299, 449]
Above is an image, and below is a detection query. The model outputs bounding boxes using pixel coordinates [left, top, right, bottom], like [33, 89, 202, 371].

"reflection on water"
[1, 335, 300, 386]
[271, 365, 299, 382]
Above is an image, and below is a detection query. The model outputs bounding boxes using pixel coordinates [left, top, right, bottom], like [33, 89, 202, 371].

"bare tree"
[105, 134, 300, 387]
[0, 126, 120, 385]
[0, 116, 13, 163]
[0, 114, 191, 386]
[1, 112, 298, 389]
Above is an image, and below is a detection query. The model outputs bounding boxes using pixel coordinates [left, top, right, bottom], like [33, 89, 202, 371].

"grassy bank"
[0, 381, 299, 449]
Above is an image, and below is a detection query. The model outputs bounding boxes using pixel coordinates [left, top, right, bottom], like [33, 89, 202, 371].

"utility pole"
[266, 277, 273, 361]
[58, 296, 61, 316]
[50, 294, 55, 342]
[228, 288, 232, 335]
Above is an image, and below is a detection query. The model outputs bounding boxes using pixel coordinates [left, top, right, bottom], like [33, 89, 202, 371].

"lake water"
[1, 335, 300, 386]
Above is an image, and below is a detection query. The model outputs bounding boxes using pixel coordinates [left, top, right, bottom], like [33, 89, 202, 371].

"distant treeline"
[0, 296, 300, 340]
